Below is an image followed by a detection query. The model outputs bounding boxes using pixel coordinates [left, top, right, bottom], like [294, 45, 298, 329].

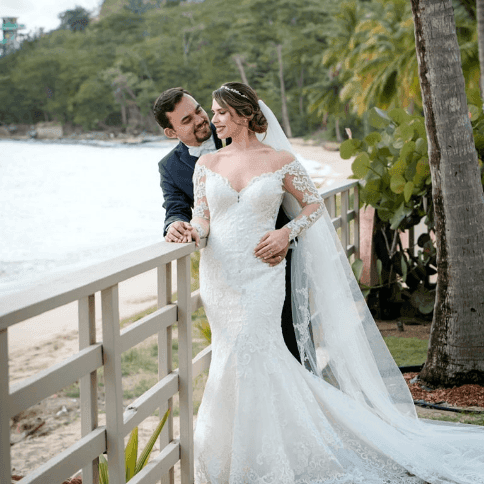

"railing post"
[158, 262, 174, 484]
[324, 194, 336, 219]
[0, 329, 11, 483]
[177, 255, 194, 484]
[354, 184, 360, 259]
[101, 285, 125, 484]
[79, 294, 99, 484]
[341, 189, 350, 256]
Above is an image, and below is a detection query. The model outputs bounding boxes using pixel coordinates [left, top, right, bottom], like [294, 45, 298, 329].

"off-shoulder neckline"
[195, 158, 300, 195]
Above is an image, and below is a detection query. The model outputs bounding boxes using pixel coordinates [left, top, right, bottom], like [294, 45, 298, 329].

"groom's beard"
[194, 120, 212, 143]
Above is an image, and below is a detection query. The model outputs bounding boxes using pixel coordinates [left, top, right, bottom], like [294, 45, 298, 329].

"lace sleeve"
[282, 159, 324, 241]
[190, 164, 210, 238]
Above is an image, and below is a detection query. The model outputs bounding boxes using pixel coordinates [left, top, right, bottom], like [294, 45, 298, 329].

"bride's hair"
[212, 82, 268, 134]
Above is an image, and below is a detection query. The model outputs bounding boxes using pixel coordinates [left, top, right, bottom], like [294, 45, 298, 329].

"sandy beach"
[7, 137, 356, 481]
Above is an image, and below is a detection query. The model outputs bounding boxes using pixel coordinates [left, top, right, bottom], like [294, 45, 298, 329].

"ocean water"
[0, 139, 174, 296]
[0, 139, 321, 297]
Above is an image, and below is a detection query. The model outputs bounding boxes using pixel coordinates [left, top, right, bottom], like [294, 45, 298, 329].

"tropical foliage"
[99, 407, 171, 483]
[1, 0, 478, 138]
[344, 93, 484, 320]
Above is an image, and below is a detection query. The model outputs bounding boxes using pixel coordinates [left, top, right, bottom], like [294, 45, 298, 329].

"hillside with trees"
[0, 0, 479, 139]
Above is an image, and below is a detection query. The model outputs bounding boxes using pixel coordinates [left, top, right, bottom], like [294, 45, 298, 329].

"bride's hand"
[254, 228, 290, 261]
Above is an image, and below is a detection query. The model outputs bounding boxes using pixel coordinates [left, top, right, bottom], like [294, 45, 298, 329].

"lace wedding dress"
[190, 157, 484, 484]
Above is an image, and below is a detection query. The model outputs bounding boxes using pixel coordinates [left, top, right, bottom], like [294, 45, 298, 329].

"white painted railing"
[0, 181, 359, 484]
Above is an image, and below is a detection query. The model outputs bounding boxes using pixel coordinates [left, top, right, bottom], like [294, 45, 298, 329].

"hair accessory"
[221, 85, 249, 99]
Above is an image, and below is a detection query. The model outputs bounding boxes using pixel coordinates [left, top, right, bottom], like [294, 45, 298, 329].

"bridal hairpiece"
[221, 85, 249, 99]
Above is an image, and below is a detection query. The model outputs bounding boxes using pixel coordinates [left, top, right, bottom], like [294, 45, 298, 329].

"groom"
[153, 87, 301, 363]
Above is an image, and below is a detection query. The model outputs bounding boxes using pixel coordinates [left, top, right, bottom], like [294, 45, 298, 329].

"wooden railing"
[0, 181, 359, 484]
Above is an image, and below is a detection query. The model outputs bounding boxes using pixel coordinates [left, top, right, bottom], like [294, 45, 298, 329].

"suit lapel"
[175, 142, 198, 171]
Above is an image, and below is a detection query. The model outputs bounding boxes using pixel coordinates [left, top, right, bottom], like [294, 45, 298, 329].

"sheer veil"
[257, 100, 484, 434]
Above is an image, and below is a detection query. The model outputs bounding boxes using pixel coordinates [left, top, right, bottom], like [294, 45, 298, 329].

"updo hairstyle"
[212, 82, 268, 134]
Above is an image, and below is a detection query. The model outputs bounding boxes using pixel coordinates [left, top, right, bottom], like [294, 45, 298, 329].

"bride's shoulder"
[269, 149, 297, 171]
[196, 152, 219, 169]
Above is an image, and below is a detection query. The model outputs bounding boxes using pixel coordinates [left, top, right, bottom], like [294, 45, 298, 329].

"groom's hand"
[165, 221, 193, 243]
[265, 245, 289, 267]
[254, 228, 290, 267]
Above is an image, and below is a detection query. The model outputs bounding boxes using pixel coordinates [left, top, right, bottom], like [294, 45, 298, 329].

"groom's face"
[164, 95, 212, 146]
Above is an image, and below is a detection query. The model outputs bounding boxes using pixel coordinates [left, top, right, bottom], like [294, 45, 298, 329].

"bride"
[187, 82, 484, 484]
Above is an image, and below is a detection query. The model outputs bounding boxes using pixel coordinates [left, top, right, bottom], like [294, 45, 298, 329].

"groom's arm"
[159, 164, 193, 237]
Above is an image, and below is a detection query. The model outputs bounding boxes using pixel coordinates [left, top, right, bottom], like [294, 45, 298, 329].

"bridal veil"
[257, 99, 484, 482]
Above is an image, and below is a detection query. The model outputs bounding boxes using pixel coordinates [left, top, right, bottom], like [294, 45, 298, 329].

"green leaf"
[364, 132, 382, 146]
[412, 120, 427, 139]
[388, 157, 406, 177]
[400, 141, 416, 162]
[99, 454, 109, 484]
[369, 107, 392, 129]
[390, 202, 406, 230]
[352, 258, 364, 281]
[376, 259, 383, 284]
[401, 255, 407, 283]
[415, 138, 428, 154]
[351, 152, 371, 178]
[364, 179, 381, 205]
[340, 139, 359, 159]
[394, 123, 414, 142]
[135, 408, 171, 473]
[416, 157, 430, 177]
[388, 108, 411, 125]
[390, 174, 406, 194]
[377, 207, 392, 222]
[405, 159, 418, 181]
[125, 427, 138, 482]
[404, 181, 414, 202]
[469, 104, 481, 122]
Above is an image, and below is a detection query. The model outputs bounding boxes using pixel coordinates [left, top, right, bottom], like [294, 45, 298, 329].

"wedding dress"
[190, 104, 484, 484]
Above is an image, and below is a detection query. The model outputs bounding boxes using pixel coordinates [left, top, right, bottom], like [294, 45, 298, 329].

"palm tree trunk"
[335, 117, 343, 142]
[411, 0, 484, 387]
[276, 44, 292, 138]
[233, 54, 249, 85]
[478, 0, 484, 103]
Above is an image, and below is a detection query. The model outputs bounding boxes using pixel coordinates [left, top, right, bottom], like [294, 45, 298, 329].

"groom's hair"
[153, 87, 192, 129]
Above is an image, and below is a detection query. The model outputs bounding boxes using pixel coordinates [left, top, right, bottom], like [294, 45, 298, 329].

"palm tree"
[411, 0, 484, 387]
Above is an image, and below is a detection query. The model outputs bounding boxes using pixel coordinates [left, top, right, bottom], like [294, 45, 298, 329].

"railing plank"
[321, 180, 358, 199]
[353, 185, 360, 259]
[0, 239, 207, 331]
[341, 190, 350, 257]
[0, 329, 11, 484]
[128, 440, 180, 484]
[120, 304, 177, 353]
[79, 295, 99, 484]
[191, 288, 203, 312]
[101, 285, 125, 484]
[158, 262, 175, 484]
[16, 427, 105, 484]
[192, 344, 212, 380]
[9, 343, 103, 417]
[123, 371, 179, 435]
[177, 256, 194, 484]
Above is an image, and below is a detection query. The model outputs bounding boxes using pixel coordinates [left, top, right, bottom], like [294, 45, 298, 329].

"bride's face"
[211, 99, 248, 139]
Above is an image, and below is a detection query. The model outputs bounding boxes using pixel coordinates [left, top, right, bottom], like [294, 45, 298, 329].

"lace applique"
[190, 164, 210, 237]
[280, 159, 324, 240]
[191, 221, 207, 239]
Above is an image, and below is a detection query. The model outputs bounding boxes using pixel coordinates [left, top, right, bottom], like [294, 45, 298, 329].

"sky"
[1, 0, 103, 35]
